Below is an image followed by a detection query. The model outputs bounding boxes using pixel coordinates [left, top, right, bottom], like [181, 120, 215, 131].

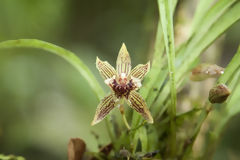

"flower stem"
[181, 103, 212, 160]
[119, 104, 131, 130]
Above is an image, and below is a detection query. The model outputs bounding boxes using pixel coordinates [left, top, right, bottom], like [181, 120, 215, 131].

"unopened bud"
[190, 64, 224, 81]
[209, 84, 230, 104]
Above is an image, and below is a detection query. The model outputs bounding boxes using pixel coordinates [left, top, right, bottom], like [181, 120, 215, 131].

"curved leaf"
[0, 39, 105, 100]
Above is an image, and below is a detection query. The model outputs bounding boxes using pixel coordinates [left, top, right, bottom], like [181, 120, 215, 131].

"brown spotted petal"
[130, 61, 150, 81]
[190, 63, 224, 81]
[127, 91, 153, 123]
[116, 43, 131, 76]
[96, 57, 116, 80]
[91, 93, 117, 125]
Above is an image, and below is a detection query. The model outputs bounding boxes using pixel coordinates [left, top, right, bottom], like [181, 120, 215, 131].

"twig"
[181, 103, 212, 160]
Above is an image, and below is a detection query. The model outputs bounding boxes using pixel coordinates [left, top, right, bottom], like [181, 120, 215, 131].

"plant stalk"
[181, 103, 212, 160]
[119, 104, 131, 130]
[158, 0, 177, 156]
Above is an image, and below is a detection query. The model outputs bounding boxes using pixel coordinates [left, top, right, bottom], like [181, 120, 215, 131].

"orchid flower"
[91, 43, 153, 126]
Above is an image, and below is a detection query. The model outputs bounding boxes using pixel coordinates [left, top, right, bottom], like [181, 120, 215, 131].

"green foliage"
[0, 39, 114, 158]
[158, 0, 177, 156]
[0, 0, 240, 159]
[152, 1, 240, 116]
[0, 154, 25, 160]
[0, 39, 104, 100]
[213, 46, 240, 136]
[218, 46, 240, 84]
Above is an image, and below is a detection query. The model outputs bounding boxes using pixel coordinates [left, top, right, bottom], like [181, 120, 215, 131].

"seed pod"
[209, 84, 230, 104]
[190, 63, 224, 81]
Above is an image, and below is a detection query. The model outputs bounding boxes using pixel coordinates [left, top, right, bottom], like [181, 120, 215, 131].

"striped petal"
[127, 91, 153, 123]
[130, 61, 150, 80]
[96, 57, 116, 80]
[116, 43, 131, 76]
[91, 93, 117, 125]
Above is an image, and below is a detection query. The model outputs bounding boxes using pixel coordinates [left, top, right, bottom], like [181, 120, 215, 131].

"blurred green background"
[0, 0, 239, 160]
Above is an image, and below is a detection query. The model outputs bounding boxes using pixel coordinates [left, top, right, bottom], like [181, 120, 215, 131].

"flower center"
[111, 77, 135, 98]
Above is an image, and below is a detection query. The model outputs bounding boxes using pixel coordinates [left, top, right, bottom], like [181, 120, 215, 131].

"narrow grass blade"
[191, 0, 235, 34]
[138, 126, 148, 152]
[177, 0, 236, 61]
[190, 0, 214, 33]
[218, 46, 240, 84]
[176, 1, 240, 81]
[213, 46, 240, 135]
[153, 2, 240, 112]
[159, 0, 177, 118]
[0, 39, 105, 100]
[159, 0, 177, 156]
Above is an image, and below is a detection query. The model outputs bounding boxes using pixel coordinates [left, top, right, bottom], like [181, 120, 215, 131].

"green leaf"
[218, 46, 240, 84]
[191, 0, 236, 35]
[159, 0, 177, 156]
[226, 75, 240, 115]
[0, 39, 105, 100]
[212, 45, 240, 135]
[181, 104, 211, 160]
[153, 2, 240, 115]
[177, 0, 236, 61]
[190, 0, 214, 33]
[138, 126, 148, 152]
[146, 69, 168, 108]
[176, 1, 240, 81]
[176, 108, 202, 125]
[147, 125, 159, 152]
[159, 0, 177, 117]
[0, 154, 25, 160]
